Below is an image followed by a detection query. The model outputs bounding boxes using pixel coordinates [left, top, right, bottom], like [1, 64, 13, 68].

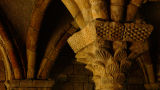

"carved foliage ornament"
[68, 20, 153, 89]
[63, 0, 154, 89]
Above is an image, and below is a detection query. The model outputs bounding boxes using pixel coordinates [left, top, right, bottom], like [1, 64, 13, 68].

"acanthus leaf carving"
[68, 20, 153, 89]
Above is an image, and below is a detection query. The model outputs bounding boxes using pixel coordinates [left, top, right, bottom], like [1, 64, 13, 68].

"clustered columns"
[62, 0, 155, 90]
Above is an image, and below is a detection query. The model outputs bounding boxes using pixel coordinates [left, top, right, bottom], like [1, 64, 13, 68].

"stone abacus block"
[96, 21, 153, 41]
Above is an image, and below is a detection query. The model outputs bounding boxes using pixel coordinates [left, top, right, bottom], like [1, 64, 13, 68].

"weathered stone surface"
[126, 4, 138, 21]
[68, 22, 97, 53]
[89, 0, 108, 20]
[62, 64, 74, 75]
[1, 0, 159, 90]
[0, 23, 22, 79]
[7, 88, 53, 90]
[145, 64, 155, 83]
[62, 0, 86, 28]
[0, 60, 5, 81]
[0, 83, 6, 90]
[20, 80, 33, 88]
[67, 20, 153, 89]
[61, 83, 74, 90]
[127, 84, 145, 90]
[73, 83, 84, 90]
[68, 75, 89, 82]
[0, 0, 35, 42]
[27, 49, 36, 79]
[96, 21, 153, 41]
[5, 80, 20, 88]
[73, 63, 86, 75]
[5, 80, 55, 88]
[26, 0, 51, 79]
[84, 83, 94, 90]
[110, 0, 125, 21]
[0, 58, 6, 90]
[74, 0, 93, 23]
[144, 83, 160, 90]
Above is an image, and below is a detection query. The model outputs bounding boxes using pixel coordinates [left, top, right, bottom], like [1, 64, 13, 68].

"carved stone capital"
[68, 20, 153, 90]
[76, 39, 131, 89]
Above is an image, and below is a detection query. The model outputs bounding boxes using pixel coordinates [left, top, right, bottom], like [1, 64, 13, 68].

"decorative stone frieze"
[96, 21, 153, 41]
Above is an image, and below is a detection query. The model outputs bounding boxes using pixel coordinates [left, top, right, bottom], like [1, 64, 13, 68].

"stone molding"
[68, 21, 153, 53]
[5, 80, 55, 88]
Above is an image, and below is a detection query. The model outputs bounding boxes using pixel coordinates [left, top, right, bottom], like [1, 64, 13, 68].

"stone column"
[67, 20, 153, 90]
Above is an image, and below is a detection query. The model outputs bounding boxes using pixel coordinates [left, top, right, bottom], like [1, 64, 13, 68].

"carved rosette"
[67, 20, 153, 90]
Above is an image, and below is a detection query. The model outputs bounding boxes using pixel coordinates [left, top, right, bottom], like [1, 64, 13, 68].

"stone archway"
[0, 51, 6, 90]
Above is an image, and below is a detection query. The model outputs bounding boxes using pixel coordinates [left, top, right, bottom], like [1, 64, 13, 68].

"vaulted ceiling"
[0, 0, 75, 79]
[0, 0, 160, 82]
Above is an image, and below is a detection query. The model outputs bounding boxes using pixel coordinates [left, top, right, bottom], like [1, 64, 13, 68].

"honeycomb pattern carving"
[96, 21, 153, 41]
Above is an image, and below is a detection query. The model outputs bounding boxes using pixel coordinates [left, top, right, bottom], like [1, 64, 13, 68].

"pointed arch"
[0, 22, 22, 79]
[0, 42, 13, 80]
[26, 0, 51, 78]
